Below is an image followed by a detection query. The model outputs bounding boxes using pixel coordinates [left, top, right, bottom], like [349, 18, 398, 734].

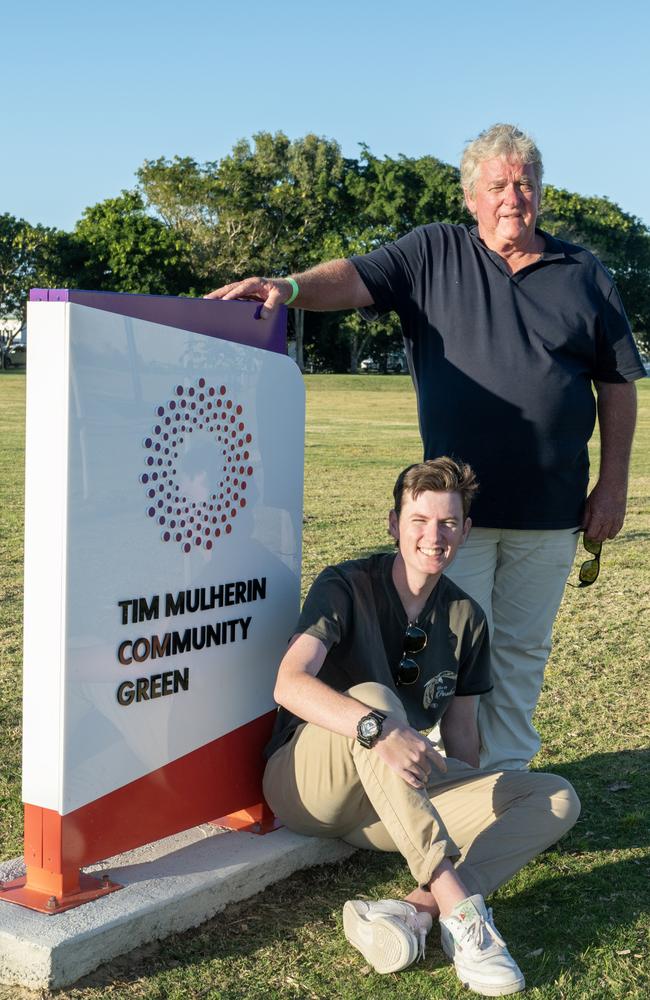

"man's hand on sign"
[375, 717, 447, 789]
[205, 260, 373, 316]
[204, 277, 292, 319]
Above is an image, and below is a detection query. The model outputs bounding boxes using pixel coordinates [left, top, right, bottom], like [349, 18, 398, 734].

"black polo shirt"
[351, 224, 645, 529]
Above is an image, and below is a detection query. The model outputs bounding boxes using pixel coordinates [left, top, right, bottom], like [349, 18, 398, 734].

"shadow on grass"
[544, 749, 649, 850]
[74, 752, 648, 996]
[616, 528, 650, 542]
[490, 854, 648, 991]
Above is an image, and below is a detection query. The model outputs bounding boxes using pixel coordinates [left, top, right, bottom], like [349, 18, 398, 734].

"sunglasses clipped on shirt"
[395, 623, 427, 686]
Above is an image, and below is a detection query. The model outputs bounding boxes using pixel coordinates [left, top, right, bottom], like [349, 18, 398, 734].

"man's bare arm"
[439, 695, 479, 768]
[204, 259, 373, 318]
[274, 633, 446, 787]
[583, 381, 637, 541]
[274, 633, 372, 738]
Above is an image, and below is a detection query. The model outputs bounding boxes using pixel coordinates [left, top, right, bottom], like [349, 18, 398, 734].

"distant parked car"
[1, 339, 26, 369]
[385, 351, 408, 373]
[8, 341, 26, 365]
[359, 357, 379, 372]
[1, 318, 25, 367]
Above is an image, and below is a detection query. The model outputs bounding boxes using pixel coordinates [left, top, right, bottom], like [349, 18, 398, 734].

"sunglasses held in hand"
[576, 536, 602, 587]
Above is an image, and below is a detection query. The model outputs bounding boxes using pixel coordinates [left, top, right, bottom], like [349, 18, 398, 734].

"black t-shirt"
[264, 553, 491, 759]
[351, 224, 646, 529]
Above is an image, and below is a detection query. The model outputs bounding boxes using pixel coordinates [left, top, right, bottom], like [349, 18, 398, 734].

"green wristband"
[284, 277, 299, 306]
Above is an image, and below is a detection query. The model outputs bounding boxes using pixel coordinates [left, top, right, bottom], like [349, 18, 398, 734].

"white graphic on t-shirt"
[422, 671, 457, 711]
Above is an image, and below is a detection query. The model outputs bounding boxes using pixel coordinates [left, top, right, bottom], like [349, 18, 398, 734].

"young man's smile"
[389, 489, 471, 589]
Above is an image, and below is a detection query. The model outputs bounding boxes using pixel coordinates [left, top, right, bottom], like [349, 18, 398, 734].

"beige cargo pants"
[263, 683, 580, 893]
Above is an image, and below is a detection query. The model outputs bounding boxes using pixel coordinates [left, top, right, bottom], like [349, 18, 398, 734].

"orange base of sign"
[4, 712, 278, 915]
[214, 801, 282, 835]
[0, 872, 122, 915]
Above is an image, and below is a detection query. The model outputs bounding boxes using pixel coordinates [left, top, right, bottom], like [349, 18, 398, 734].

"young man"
[263, 458, 580, 997]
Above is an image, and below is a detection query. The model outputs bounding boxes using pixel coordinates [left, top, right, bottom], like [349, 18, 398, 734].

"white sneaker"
[439, 895, 525, 996]
[342, 898, 433, 974]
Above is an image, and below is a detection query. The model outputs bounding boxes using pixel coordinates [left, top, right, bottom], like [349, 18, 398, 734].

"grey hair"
[460, 123, 544, 196]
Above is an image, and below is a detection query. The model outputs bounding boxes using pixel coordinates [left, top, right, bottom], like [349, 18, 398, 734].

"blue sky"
[3, 0, 649, 231]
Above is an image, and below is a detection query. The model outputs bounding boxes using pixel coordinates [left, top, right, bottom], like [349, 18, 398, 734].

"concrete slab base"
[0, 825, 355, 990]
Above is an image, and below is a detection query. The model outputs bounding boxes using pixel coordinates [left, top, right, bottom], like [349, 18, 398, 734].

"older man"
[207, 123, 646, 771]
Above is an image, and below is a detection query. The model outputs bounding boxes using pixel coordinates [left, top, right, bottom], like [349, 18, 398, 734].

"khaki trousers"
[263, 683, 580, 892]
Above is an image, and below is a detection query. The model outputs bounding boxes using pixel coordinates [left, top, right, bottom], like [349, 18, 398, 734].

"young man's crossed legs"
[264, 683, 580, 997]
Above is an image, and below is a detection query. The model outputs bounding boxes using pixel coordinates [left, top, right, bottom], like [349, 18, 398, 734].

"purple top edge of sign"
[28, 289, 287, 356]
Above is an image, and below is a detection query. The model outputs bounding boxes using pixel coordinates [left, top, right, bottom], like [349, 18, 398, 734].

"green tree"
[350, 146, 471, 243]
[316, 149, 472, 372]
[0, 213, 67, 324]
[136, 156, 221, 285]
[72, 190, 195, 295]
[139, 134, 354, 281]
[139, 133, 357, 368]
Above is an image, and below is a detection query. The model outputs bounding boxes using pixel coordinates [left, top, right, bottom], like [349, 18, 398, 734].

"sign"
[8, 291, 304, 911]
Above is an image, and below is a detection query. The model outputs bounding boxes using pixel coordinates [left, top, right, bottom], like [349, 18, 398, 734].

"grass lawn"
[0, 371, 648, 999]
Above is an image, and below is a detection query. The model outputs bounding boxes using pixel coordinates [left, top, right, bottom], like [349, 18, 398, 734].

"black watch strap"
[356, 710, 387, 749]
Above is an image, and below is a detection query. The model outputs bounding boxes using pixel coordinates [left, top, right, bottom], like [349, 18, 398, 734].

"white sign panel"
[23, 298, 304, 818]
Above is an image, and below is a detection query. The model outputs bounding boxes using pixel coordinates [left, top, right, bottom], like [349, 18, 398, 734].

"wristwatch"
[356, 710, 387, 749]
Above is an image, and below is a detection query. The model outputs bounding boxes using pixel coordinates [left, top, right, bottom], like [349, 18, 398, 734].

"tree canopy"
[72, 191, 195, 295]
[0, 214, 68, 324]
[2, 133, 649, 365]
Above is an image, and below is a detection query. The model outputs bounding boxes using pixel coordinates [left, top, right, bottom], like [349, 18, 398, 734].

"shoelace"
[458, 909, 506, 953]
[401, 910, 430, 962]
[366, 903, 432, 962]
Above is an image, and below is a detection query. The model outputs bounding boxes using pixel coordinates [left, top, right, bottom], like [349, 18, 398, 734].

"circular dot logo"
[140, 378, 252, 554]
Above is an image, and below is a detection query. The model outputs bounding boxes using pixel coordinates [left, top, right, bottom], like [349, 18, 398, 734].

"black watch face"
[359, 717, 380, 739]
